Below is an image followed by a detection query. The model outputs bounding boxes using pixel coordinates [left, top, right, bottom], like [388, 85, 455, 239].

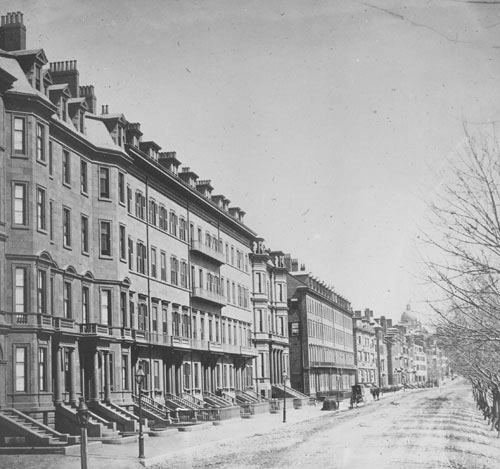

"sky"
[4, 0, 500, 321]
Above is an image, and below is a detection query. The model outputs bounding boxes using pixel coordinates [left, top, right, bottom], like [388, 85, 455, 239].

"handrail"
[165, 392, 200, 410]
[133, 394, 169, 418]
[181, 392, 205, 407]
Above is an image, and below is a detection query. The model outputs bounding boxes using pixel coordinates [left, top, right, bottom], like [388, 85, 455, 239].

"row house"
[249, 239, 289, 398]
[0, 12, 258, 428]
[286, 259, 356, 398]
[352, 309, 378, 385]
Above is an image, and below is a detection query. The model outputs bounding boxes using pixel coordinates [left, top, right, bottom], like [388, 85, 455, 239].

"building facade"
[249, 240, 290, 398]
[287, 262, 356, 398]
[353, 309, 378, 386]
[0, 12, 258, 426]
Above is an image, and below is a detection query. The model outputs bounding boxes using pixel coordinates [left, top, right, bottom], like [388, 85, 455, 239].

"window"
[63, 282, 72, 318]
[13, 117, 26, 154]
[100, 221, 111, 257]
[79, 110, 85, 133]
[127, 186, 132, 213]
[135, 192, 145, 219]
[122, 355, 129, 390]
[13, 183, 27, 226]
[129, 300, 135, 329]
[151, 247, 157, 278]
[49, 141, 53, 176]
[81, 215, 89, 254]
[15, 267, 28, 316]
[171, 256, 179, 285]
[173, 311, 180, 336]
[37, 270, 47, 315]
[136, 242, 146, 274]
[149, 200, 157, 226]
[200, 317, 205, 340]
[152, 305, 158, 332]
[39, 348, 48, 392]
[138, 303, 147, 331]
[63, 208, 71, 247]
[159, 206, 167, 231]
[162, 307, 168, 334]
[60, 98, 67, 121]
[180, 261, 188, 288]
[119, 225, 126, 260]
[50, 276, 55, 316]
[80, 160, 88, 194]
[36, 123, 45, 162]
[62, 150, 71, 185]
[118, 173, 125, 204]
[128, 237, 134, 270]
[34, 64, 41, 90]
[179, 218, 186, 241]
[15, 347, 27, 392]
[82, 286, 90, 323]
[192, 316, 197, 339]
[99, 167, 110, 199]
[36, 187, 46, 231]
[120, 292, 127, 327]
[100, 289, 112, 325]
[154, 360, 160, 389]
[160, 251, 167, 281]
[169, 211, 177, 236]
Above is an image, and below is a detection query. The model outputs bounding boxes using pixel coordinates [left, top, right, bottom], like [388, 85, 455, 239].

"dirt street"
[1, 379, 499, 469]
[152, 380, 500, 469]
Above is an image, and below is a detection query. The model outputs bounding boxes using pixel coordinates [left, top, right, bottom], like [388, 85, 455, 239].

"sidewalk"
[85, 403, 328, 468]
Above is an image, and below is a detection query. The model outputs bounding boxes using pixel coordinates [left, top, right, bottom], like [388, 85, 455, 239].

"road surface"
[1, 379, 499, 469]
[152, 380, 500, 469]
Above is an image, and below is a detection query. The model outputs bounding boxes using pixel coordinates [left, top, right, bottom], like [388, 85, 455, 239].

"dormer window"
[79, 110, 85, 133]
[60, 97, 67, 121]
[34, 64, 41, 91]
[117, 125, 123, 147]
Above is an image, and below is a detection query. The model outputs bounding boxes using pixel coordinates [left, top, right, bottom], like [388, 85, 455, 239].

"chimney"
[300, 263, 306, 272]
[387, 319, 393, 328]
[79, 85, 96, 114]
[101, 104, 109, 115]
[158, 151, 181, 174]
[228, 207, 241, 219]
[50, 60, 79, 97]
[0, 12, 26, 51]
[179, 167, 199, 188]
[126, 122, 143, 147]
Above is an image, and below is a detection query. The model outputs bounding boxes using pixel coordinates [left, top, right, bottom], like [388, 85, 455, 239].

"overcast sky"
[5, 0, 500, 320]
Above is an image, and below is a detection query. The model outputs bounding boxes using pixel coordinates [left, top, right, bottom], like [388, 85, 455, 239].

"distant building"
[353, 309, 378, 385]
[286, 259, 356, 398]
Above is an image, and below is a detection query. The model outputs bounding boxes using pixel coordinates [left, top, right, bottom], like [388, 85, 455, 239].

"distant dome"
[401, 304, 419, 325]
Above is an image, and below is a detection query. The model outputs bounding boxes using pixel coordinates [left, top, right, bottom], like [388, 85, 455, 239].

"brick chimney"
[50, 60, 79, 98]
[79, 85, 96, 114]
[0, 12, 26, 51]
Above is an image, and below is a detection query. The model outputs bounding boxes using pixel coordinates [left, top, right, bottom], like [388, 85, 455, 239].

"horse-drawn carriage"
[349, 384, 380, 407]
[350, 384, 364, 407]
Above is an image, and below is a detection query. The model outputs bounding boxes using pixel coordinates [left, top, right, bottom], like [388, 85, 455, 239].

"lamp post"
[282, 372, 287, 423]
[135, 365, 145, 459]
[76, 398, 89, 469]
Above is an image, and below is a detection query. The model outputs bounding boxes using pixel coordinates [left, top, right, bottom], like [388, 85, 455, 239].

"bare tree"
[423, 129, 500, 436]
